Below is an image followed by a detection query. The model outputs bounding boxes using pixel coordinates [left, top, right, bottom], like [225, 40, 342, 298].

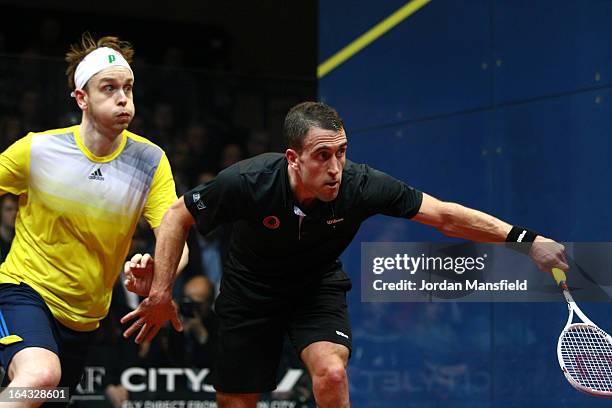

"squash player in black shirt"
[122, 102, 568, 408]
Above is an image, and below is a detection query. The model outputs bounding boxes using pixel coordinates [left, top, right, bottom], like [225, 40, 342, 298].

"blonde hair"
[65, 32, 135, 90]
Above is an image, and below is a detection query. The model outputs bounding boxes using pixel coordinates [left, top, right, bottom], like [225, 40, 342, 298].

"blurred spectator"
[196, 227, 226, 296]
[184, 122, 219, 176]
[197, 170, 216, 186]
[180, 275, 218, 368]
[197, 230, 225, 296]
[137, 324, 185, 370]
[186, 123, 209, 154]
[149, 101, 178, 148]
[246, 129, 271, 157]
[168, 140, 192, 193]
[172, 227, 205, 299]
[57, 109, 80, 128]
[193, 171, 231, 295]
[0, 194, 17, 262]
[219, 142, 244, 169]
[18, 90, 45, 131]
[0, 115, 23, 147]
[132, 216, 155, 256]
[149, 45, 199, 123]
[15, 52, 46, 96]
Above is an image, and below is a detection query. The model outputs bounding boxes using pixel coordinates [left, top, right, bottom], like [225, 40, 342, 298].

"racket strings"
[560, 324, 612, 392]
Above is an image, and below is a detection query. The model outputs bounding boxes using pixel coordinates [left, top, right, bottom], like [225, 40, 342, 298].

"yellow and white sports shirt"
[0, 125, 177, 331]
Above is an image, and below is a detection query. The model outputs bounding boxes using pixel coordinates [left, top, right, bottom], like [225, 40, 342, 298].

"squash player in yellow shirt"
[0, 33, 187, 407]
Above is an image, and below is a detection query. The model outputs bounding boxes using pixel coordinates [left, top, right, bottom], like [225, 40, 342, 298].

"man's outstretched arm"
[121, 197, 195, 343]
[412, 193, 568, 271]
[149, 196, 195, 297]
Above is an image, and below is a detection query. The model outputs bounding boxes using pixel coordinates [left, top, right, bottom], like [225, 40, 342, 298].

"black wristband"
[505, 226, 538, 254]
[505, 226, 538, 243]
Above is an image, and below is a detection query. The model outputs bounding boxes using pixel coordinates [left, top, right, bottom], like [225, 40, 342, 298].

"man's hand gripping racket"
[552, 267, 612, 397]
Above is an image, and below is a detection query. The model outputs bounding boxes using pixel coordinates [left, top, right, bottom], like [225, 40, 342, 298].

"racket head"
[557, 323, 612, 397]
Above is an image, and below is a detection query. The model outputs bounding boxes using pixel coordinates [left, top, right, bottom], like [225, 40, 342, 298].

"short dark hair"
[283, 102, 344, 152]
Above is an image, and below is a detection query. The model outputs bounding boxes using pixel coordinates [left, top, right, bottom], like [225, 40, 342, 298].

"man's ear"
[285, 149, 300, 169]
[74, 89, 88, 110]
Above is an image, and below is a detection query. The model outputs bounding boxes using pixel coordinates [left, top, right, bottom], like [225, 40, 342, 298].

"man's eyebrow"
[312, 142, 347, 153]
[98, 77, 134, 84]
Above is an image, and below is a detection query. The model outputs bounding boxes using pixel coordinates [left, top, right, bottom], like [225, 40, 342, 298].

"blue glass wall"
[320, 1, 612, 406]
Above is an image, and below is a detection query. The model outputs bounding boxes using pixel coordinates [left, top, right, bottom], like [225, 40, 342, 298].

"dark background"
[320, 1, 612, 407]
[0, 0, 316, 77]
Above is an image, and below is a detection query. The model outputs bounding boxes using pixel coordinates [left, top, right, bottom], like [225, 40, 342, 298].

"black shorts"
[0, 283, 96, 400]
[210, 273, 352, 393]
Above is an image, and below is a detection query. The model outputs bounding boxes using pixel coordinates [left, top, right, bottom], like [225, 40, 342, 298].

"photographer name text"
[372, 279, 528, 292]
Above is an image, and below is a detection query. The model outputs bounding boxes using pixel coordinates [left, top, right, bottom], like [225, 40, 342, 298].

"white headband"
[71, 47, 133, 97]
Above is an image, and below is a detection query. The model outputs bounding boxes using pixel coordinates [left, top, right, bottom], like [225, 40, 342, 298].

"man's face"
[294, 127, 348, 202]
[81, 66, 135, 132]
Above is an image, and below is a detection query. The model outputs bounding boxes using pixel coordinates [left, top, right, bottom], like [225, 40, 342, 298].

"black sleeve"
[360, 165, 423, 219]
[183, 164, 244, 235]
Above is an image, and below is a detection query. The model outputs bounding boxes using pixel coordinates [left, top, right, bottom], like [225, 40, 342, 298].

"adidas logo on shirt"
[88, 168, 104, 181]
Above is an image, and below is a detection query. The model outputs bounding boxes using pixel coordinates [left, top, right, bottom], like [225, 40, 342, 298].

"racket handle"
[552, 267, 567, 288]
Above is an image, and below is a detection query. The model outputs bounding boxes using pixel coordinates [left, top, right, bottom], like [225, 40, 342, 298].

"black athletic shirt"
[184, 153, 422, 301]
